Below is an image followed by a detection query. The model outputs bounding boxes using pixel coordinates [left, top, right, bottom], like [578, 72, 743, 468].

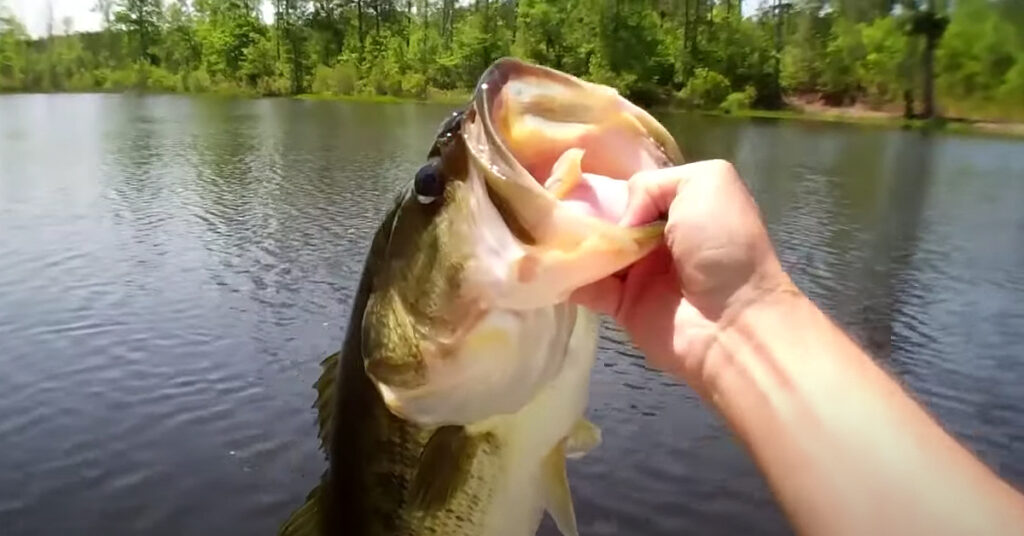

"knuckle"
[630, 168, 661, 189]
[704, 159, 737, 178]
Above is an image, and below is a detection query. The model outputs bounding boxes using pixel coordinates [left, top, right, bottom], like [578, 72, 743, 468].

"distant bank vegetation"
[1, 1, 1022, 121]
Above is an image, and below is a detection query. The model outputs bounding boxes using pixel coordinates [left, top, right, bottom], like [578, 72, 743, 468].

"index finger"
[621, 160, 735, 227]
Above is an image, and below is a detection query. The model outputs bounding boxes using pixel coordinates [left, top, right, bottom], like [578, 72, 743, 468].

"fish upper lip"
[465, 58, 682, 216]
[470, 58, 682, 174]
[465, 59, 530, 186]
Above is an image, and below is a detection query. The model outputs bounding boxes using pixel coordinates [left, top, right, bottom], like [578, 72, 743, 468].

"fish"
[279, 58, 683, 536]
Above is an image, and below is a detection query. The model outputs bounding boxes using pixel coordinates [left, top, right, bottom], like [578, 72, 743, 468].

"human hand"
[571, 160, 795, 387]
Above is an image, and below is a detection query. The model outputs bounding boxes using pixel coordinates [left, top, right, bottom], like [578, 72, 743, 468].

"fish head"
[362, 58, 683, 425]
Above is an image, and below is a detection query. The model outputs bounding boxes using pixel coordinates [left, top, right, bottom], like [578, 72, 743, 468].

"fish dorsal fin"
[410, 425, 476, 512]
[565, 418, 602, 459]
[543, 440, 580, 536]
[313, 352, 340, 452]
[277, 479, 328, 536]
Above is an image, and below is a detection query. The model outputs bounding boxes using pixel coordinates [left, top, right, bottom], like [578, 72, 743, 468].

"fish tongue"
[544, 148, 630, 222]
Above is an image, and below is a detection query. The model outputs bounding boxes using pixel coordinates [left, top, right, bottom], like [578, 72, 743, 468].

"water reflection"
[0, 97, 1022, 536]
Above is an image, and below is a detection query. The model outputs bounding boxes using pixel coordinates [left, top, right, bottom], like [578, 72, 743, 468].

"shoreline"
[295, 92, 1024, 138]
[294, 90, 471, 105]
[699, 107, 1024, 139]
[4, 89, 1022, 138]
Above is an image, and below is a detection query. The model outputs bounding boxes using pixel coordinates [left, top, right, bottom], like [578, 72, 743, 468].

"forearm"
[701, 291, 1024, 536]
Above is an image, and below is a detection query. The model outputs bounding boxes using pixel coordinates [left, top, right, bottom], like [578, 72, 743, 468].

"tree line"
[0, 0, 1022, 120]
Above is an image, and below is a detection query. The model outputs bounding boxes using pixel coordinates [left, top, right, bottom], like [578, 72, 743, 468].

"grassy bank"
[293, 87, 1024, 139]
[294, 88, 471, 105]
[5, 86, 1021, 138]
[703, 107, 1024, 139]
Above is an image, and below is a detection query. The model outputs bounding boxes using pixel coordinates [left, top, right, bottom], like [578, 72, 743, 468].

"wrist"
[689, 279, 808, 401]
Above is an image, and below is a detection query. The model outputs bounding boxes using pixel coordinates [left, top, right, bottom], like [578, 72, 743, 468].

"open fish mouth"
[468, 58, 683, 225]
[458, 58, 684, 311]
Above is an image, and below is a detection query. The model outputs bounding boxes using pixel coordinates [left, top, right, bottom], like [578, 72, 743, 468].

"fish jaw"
[374, 304, 578, 426]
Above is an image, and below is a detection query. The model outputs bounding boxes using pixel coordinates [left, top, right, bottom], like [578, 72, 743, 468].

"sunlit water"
[1, 94, 1022, 535]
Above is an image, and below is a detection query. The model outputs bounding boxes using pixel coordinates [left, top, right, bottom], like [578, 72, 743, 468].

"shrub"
[143, 65, 178, 92]
[720, 86, 757, 114]
[311, 61, 358, 95]
[678, 68, 731, 110]
[67, 71, 96, 91]
[104, 67, 136, 90]
[401, 72, 427, 99]
[998, 56, 1024, 105]
[256, 75, 290, 96]
[184, 69, 212, 92]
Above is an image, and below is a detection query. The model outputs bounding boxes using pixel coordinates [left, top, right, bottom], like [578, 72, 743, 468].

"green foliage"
[0, 10, 29, 89]
[679, 68, 731, 110]
[859, 16, 910, 105]
[240, 32, 282, 93]
[999, 56, 1024, 103]
[446, 9, 512, 89]
[112, 0, 163, 63]
[820, 18, 864, 104]
[588, 0, 673, 102]
[937, 0, 1017, 100]
[312, 61, 357, 95]
[781, 7, 830, 93]
[720, 86, 757, 114]
[183, 68, 212, 92]
[401, 72, 428, 99]
[160, 2, 201, 73]
[0, 0, 1019, 122]
[694, 6, 776, 107]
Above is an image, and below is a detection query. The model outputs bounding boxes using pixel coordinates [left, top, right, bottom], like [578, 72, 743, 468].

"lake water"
[1, 94, 1023, 536]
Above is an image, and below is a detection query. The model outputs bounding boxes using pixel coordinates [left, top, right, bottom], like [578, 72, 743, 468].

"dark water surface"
[2, 94, 1023, 535]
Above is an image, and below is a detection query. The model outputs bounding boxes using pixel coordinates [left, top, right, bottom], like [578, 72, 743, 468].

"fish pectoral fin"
[543, 440, 580, 536]
[565, 418, 602, 459]
[278, 476, 328, 536]
[410, 425, 476, 512]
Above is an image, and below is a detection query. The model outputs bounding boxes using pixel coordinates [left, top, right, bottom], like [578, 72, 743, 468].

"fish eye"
[428, 110, 464, 159]
[414, 158, 445, 204]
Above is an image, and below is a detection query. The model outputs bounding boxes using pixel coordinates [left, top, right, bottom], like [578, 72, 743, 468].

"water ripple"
[2, 96, 1024, 536]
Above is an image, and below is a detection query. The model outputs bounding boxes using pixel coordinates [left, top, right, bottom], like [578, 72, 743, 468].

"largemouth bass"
[280, 59, 683, 536]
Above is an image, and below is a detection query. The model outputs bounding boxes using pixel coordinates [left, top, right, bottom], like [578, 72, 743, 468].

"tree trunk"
[275, 0, 282, 61]
[442, 0, 453, 49]
[683, 0, 691, 52]
[908, 0, 946, 119]
[693, 0, 701, 55]
[772, 0, 784, 106]
[373, 0, 381, 35]
[903, 89, 915, 119]
[357, 0, 364, 53]
[921, 30, 936, 118]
